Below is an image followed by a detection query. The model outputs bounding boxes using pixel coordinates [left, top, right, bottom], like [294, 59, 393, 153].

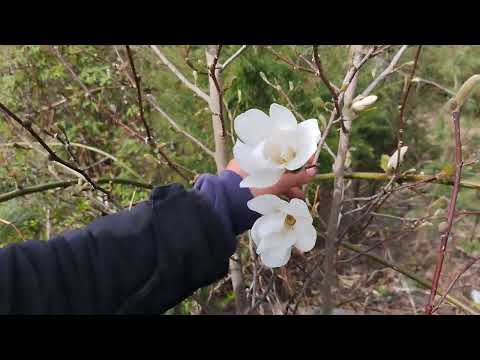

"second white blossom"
[248, 194, 317, 268]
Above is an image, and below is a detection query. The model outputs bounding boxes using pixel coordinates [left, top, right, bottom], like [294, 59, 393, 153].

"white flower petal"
[256, 229, 296, 254]
[269, 103, 297, 130]
[233, 140, 279, 174]
[293, 219, 317, 252]
[387, 146, 408, 171]
[234, 109, 272, 146]
[283, 198, 312, 221]
[239, 169, 284, 188]
[247, 194, 289, 215]
[284, 141, 317, 171]
[260, 245, 292, 268]
[233, 140, 257, 173]
[250, 213, 286, 246]
[297, 119, 321, 145]
[283, 119, 320, 171]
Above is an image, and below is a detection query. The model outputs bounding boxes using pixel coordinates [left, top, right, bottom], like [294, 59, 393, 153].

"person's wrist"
[218, 169, 260, 234]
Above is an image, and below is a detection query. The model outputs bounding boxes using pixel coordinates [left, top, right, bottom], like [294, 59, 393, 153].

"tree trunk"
[322, 45, 364, 315]
[206, 45, 247, 314]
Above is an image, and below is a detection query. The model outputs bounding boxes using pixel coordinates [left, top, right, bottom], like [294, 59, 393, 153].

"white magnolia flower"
[234, 103, 321, 188]
[247, 194, 317, 268]
[387, 146, 408, 171]
[351, 95, 378, 112]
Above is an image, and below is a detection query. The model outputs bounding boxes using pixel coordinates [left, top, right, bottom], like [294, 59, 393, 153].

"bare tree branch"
[48, 45, 92, 98]
[0, 178, 153, 204]
[265, 46, 316, 74]
[314, 46, 376, 164]
[425, 110, 463, 315]
[322, 45, 364, 315]
[393, 45, 422, 176]
[0, 102, 111, 197]
[221, 45, 248, 72]
[432, 255, 480, 313]
[341, 241, 478, 315]
[206, 44, 246, 314]
[0, 217, 25, 240]
[361, 45, 408, 97]
[146, 94, 215, 158]
[110, 113, 191, 182]
[312, 45, 341, 117]
[206, 45, 229, 172]
[125, 45, 152, 143]
[150, 45, 210, 103]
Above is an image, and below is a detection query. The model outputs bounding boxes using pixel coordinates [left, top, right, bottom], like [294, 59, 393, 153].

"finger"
[286, 186, 305, 199]
[307, 155, 316, 166]
[280, 166, 318, 191]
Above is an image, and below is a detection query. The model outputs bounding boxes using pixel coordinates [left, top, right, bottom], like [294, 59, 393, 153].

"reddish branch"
[425, 110, 463, 315]
[209, 45, 225, 136]
[312, 45, 342, 124]
[125, 45, 152, 143]
[117, 45, 190, 182]
[432, 255, 480, 313]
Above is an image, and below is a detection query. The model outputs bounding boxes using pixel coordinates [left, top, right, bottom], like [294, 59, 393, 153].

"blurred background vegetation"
[1, 45, 480, 314]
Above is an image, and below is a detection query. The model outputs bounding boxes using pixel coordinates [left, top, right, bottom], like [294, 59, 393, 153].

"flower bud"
[351, 95, 378, 112]
[438, 221, 449, 234]
[387, 146, 408, 172]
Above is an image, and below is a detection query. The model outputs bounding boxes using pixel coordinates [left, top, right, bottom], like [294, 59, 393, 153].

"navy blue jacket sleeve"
[193, 170, 260, 240]
[0, 184, 235, 314]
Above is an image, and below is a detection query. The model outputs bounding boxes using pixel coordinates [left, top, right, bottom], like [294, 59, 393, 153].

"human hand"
[226, 156, 317, 200]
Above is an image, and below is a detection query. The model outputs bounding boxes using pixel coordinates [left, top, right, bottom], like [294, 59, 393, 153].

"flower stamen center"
[263, 139, 297, 166]
[285, 214, 296, 227]
[280, 147, 296, 164]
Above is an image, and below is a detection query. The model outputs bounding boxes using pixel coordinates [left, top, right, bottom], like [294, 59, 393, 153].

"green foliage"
[457, 239, 480, 256]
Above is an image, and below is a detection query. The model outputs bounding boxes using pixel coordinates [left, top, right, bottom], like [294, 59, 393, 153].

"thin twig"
[313, 171, 480, 191]
[48, 45, 92, 98]
[246, 270, 275, 315]
[432, 255, 480, 313]
[221, 45, 248, 72]
[425, 110, 463, 315]
[312, 45, 341, 118]
[145, 95, 214, 157]
[341, 241, 478, 315]
[150, 45, 210, 103]
[265, 46, 315, 74]
[361, 45, 408, 97]
[0, 102, 110, 196]
[209, 45, 225, 136]
[0, 217, 25, 240]
[394, 45, 422, 176]
[0, 178, 153, 204]
[322, 45, 364, 315]
[125, 45, 152, 143]
[110, 113, 191, 182]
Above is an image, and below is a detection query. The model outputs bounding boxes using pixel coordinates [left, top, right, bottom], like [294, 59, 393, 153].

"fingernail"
[306, 167, 317, 176]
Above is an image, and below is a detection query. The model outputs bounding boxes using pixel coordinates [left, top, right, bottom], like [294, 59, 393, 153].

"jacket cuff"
[193, 170, 261, 237]
[218, 170, 261, 235]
